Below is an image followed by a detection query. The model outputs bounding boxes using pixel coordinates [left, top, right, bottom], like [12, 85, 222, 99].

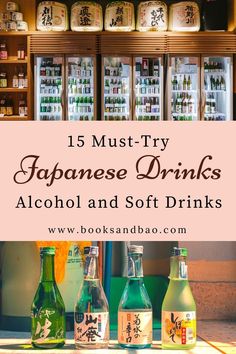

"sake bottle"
[162, 247, 196, 350]
[118, 245, 152, 349]
[31, 247, 66, 349]
[74, 246, 109, 349]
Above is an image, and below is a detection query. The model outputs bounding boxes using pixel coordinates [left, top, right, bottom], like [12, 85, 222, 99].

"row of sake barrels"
[37, 1, 203, 32]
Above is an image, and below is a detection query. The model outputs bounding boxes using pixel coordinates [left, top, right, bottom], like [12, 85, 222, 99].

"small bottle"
[31, 247, 66, 349]
[162, 248, 196, 350]
[6, 96, 13, 116]
[19, 95, 27, 116]
[118, 245, 152, 349]
[74, 246, 109, 349]
[0, 42, 8, 60]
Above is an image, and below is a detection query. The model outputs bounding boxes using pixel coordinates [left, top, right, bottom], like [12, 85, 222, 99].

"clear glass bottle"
[31, 247, 66, 349]
[162, 247, 196, 350]
[74, 246, 109, 349]
[118, 245, 152, 349]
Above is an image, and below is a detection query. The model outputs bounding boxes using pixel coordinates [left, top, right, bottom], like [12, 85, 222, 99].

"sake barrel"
[37, 1, 68, 31]
[137, 1, 168, 32]
[105, 1, 135, 32]
[169, 1, 200, 32]
[71, 1, 103, 31]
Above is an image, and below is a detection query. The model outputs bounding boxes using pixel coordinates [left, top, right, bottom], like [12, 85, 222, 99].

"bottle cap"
[128, 245, 143, 254]
[40, 246, 56, 255]
[84, 246, 99, 257]
[172, 247, 188, 257]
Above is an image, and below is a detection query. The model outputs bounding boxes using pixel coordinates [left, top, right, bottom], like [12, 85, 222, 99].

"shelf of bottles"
[104, 57, 131, 121]
[171, 57, 199, 121]
[67, 57, 94, 121]
[203, 57, 230, 121]
[135, 57, 161, 121]
[36, 57, 63, 121]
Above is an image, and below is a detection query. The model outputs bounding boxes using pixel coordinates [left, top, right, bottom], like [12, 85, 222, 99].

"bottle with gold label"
[162, 247, 196, 350]
[118, 245, 152, 349]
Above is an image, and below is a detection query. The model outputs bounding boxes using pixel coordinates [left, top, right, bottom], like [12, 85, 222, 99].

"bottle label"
[118, 311, 152, 345]
[162, 311, 196, 345]
[75, 312, 108, 343]
[31, 308, 64, 343]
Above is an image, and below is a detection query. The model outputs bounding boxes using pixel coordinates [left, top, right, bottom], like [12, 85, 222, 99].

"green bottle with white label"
[31, 247, 66, 349]
[162, 247, 196, 350]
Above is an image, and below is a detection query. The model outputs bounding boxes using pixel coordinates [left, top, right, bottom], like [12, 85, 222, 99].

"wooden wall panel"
[100, 32, 167, 55]
[30, 33, 99, 54]
[166, 33, 236, 54]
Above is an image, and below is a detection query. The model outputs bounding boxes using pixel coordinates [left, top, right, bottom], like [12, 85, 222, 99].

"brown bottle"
[6, 96, 13, 116]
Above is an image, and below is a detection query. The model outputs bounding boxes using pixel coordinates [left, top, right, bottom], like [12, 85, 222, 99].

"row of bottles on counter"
[104, 79, 128, 95]
[105, 97, 127, 113]
[204, 61, 224, 72]
[40, 96, 62, 113]
[204, 75, 226, 91]
[68, 61, 93, 78]
[40, 78, 62, 95]
[104, 115, 128, 121]
[136, 78, 160, 95]
[69, 115, 93, 121]
[172, 75, 193, 91]
[137, 115, 160, 121]
[40, 59, 62, 77]
[0, 69, 27, 88]
[68, 78, 93, 95]
[172, 93, 195, 115]
[0, 42, 26, 60]
[69, 96, 94, 114]
[31, 245, 196, 350]
[0, 95, 27, 116]
[136, 97, 160, 114]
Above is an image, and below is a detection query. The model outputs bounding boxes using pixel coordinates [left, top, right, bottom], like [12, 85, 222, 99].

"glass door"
[35, 56, 64, 121]
[103, 56, 132, 121]
[66, 56, 95, 121]
[134, 56, 163, 121]
[202, 56, 232, 121]
[169, 56, 200, 121]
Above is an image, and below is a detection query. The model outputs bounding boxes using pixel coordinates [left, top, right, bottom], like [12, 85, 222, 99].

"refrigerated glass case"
[35, 56, 64, 121]
[134, 56, 163, 121]
[35, 55, 96, 121]
[168, 56, 200, 121]
[202, 55, 233, 121]
[66, 56, 95, 121]
[103, 56, 132, 121]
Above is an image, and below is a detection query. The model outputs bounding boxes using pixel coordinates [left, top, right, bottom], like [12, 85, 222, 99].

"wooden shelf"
[0, 115, 29, 120]
[0, 57, 28, 64]
[0, 88, 28, 93]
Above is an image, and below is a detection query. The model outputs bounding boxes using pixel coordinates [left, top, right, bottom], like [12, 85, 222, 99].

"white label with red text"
[162, 311, 196, 345]
[74, 312, 108, 343]
[118, 311, 152, 345]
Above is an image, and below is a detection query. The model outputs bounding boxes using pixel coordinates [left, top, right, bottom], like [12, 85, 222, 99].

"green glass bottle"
[31, 247, 66, 349]
[74, 246, 109, 349]
[162, 247, 196, 350]
[118, 245, 152, 349]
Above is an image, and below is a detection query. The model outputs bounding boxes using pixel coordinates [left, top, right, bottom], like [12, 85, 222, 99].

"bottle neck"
[128, 253, 143, 278]
[169, 255, 188, 280]
[40, 254, 55, 282]
[84, 255, 99, 280]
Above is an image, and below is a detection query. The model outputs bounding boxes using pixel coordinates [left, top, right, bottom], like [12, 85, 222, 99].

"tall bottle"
[118, 245, 152, 349]
[31, 247, 66, 349]
[74, 246, 109, 349]
[162, 248, 196, 350]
